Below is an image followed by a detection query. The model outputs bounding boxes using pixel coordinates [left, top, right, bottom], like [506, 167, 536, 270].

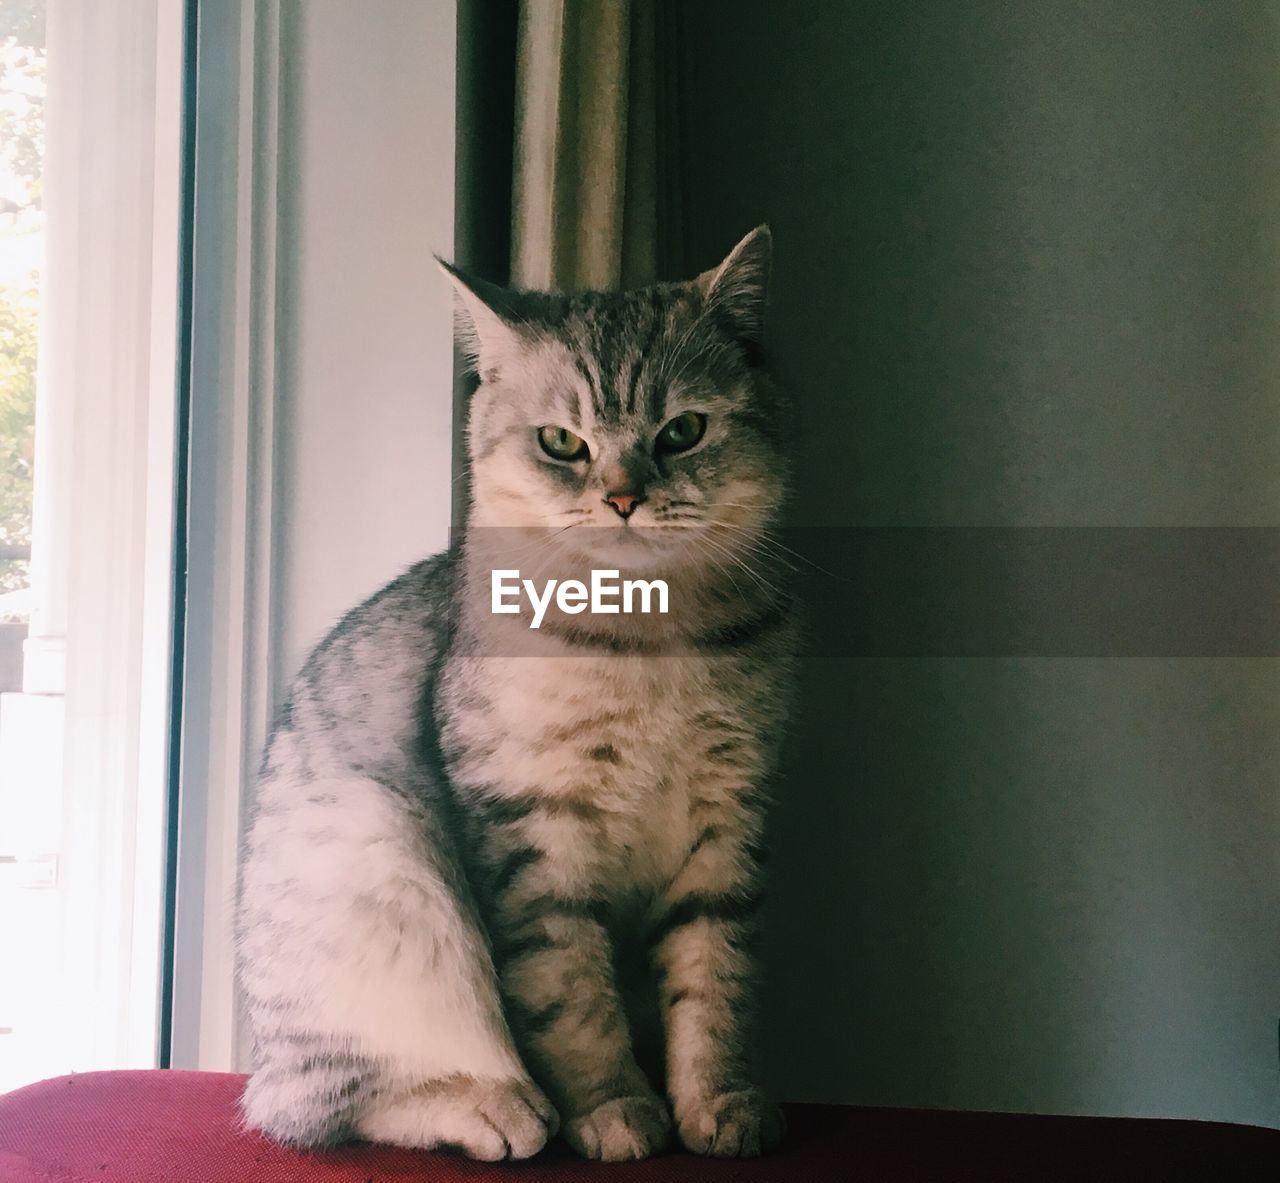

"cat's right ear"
[436, 260, 524, 377]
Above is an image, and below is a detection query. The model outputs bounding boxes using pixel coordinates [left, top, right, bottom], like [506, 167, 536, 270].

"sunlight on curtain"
[510, 0, 682, 292]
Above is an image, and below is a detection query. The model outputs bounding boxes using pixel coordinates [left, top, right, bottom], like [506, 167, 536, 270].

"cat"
[236, 226, 796, 1162]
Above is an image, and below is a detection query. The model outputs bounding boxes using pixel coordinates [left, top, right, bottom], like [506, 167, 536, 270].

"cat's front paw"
[676, 1088, 785, 1157]
[564, 1093, 673, 1161]
[356, 1075, 558, 1161]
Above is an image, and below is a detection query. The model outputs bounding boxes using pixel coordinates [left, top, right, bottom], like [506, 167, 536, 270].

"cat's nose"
[604, 490, 645, 519]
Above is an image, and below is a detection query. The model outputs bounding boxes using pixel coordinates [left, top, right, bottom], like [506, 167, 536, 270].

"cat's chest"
[461, 653, 739, 889]
[494, 652, 714, 786]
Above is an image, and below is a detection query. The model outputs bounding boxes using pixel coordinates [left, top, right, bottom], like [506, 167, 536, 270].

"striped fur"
[237, 228, 792, 1161]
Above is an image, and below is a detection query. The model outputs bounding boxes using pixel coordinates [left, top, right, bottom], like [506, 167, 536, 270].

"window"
[0, 0, 185, 1090]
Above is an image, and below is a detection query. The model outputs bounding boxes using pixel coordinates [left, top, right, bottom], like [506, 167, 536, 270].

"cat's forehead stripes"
[627, 293, 667, 415]
[572, 355, 603, 419]
[556, 287, 688, 426]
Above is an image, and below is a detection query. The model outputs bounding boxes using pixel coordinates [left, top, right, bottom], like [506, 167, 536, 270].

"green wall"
[681, 1, 1280, 1127]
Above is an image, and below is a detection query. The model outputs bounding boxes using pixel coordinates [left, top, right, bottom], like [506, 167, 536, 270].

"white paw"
[357, 1075, 558, 1161]
[564, 1093, 672, 1161]
[676, 1088, 785, 1157]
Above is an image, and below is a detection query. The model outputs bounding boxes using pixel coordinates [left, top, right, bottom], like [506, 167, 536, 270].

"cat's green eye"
[655, 411, 707, 454]
[537, 424, 589, 461]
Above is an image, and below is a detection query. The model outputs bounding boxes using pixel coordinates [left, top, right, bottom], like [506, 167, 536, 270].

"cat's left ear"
[436, 259, 527, 377]
[696, 225, 772, 355]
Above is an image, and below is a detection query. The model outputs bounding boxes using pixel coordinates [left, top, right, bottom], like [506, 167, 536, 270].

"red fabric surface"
[0, 1070, 1275, 1182]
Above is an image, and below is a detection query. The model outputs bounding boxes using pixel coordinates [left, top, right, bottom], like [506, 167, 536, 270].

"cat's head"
[444, 228, 785, 570]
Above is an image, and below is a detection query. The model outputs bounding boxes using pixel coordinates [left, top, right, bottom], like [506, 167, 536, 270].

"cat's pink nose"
[604, 491, 644, 519]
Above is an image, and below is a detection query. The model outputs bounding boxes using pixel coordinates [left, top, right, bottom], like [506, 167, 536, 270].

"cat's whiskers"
[707, 516, 848, 581]
[696, 529, 786, 603]
[677, 533, 747, 603]
[474, 521, 581, 573]
[704, 522, 802, 575]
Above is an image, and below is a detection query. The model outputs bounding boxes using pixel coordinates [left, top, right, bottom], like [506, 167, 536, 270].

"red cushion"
[0, 1070, 1275, 1182]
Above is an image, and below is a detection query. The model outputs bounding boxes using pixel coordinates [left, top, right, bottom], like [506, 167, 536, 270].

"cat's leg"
[472, 799, 672, 1161]
[649, 799, 785, 1158]
[238, 772, 556, 1158]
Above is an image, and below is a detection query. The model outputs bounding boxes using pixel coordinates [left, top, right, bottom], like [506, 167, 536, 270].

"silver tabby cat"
[237, 227, 795, 1162]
